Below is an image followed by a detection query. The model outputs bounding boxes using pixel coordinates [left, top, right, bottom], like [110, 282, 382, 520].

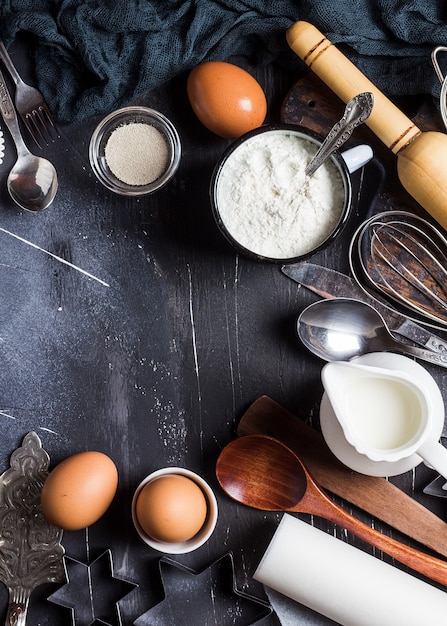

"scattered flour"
[215, 130, 346, 259]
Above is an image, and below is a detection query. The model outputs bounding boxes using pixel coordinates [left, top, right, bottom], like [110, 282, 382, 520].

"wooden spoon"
[216, 434, 447, 587]
[286, 21, 447, 231]
[237, 396, 447, 558]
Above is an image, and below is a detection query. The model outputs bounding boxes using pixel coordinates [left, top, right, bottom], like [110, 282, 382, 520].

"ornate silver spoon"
[305, 92, 374, 176]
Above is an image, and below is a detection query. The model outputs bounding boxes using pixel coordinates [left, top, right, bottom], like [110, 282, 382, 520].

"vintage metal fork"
[0, 38, 58, 148]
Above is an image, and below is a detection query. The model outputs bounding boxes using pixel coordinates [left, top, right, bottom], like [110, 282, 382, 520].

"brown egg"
[41, 451, 118, 531]
[187, 61, 267, 138]
[135, 474, 208, 543]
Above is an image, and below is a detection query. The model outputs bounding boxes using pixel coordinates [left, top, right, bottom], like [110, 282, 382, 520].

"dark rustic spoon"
[216, 434, 447, 587]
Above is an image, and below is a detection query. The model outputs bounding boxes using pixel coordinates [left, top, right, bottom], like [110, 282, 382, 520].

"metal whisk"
[350, 211, 447, 327]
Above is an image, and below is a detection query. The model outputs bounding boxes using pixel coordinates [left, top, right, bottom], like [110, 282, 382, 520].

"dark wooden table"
[0, 40, 446, 625]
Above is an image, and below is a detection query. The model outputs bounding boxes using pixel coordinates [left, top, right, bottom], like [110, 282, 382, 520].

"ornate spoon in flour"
[305, 92, 374, 177]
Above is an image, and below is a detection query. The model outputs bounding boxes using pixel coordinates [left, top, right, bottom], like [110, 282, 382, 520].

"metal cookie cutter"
[47, 549, 138, 626]
[431, 46, 447, 130]
[135, 552, 272, 625]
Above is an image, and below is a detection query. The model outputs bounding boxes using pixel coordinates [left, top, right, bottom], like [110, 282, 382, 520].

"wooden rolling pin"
[287, 21, 447, 231]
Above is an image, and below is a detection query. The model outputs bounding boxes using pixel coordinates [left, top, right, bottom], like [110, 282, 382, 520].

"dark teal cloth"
[2, 1, 447, 123]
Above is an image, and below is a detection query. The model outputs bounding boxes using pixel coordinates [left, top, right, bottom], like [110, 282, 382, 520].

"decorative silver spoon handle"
[0, 433, 65, 626]
[0, 40, 22, 88]
[305, 92, 374, 177]
[384, 336, 447, 367]
[0, 68, 28, 156]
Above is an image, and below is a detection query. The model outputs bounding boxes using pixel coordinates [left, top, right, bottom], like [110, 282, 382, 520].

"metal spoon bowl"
[216, 434, 447, 588]
[7, 152, 58, 212]
[297, 297, 447, 367]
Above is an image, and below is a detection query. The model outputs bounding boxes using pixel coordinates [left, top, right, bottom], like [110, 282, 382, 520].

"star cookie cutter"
[47, 549, 138, 626]
[135, 551, 272, 625]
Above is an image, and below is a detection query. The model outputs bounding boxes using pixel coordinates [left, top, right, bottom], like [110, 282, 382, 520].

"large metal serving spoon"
[216, 434, 447, 587]
[305, 91, 373, 177]
[0, 69, 57, 211]
[297, 297, 447, 368]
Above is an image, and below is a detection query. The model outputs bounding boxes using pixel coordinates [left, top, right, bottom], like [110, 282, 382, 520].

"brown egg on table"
[135, 474, 207, 543]
[41, 451, 118, 531]
[187, 61, 267, 138]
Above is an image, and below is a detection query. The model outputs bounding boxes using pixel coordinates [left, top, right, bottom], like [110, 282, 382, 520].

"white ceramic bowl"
[89, 106, 181, 196]
[131, 467, 218, 554]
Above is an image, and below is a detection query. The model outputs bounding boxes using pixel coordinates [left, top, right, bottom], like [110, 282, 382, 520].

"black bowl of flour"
[210, 124, 361, 263]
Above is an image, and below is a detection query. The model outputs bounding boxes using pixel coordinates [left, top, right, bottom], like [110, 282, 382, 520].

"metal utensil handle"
[394, 317, 447, 354]
[390, 337, 447, 367]
[0, 433, 65, 626]
[431, 47, 447, 131]
[440, 75, 447, 131]
[305, 92, 373, 176]
[0, 68, 27, 154]
[0, 40, 22, 87]
[431, 46, 447, 85]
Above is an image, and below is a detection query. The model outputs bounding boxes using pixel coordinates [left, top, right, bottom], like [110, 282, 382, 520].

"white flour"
[215, 131, 346, 259]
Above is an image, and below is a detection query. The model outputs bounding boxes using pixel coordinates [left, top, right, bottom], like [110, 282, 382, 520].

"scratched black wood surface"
[0, 39, 447, 625]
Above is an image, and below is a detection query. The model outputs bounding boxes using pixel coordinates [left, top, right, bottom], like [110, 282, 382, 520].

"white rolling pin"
[254, 515, 447, 625]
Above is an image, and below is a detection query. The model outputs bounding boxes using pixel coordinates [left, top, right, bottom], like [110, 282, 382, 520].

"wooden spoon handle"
[303, 487, 447, 587]
[286, 21, 421, 154]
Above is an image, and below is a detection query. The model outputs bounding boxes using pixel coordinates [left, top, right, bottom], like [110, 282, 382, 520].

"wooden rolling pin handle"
[287, 21, 447, 232]
[286, 21, 421, 154]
